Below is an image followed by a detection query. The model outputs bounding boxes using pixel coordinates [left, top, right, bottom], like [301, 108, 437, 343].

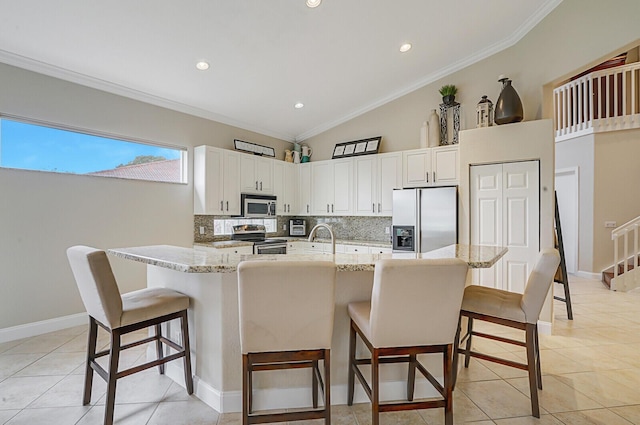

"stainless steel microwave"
[240, 193, 277, 218]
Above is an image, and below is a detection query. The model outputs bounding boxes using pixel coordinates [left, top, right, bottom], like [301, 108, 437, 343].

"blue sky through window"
[0, 119, 181, 174]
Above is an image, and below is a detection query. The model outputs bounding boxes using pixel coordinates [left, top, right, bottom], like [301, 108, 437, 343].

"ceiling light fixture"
[196, 61, 210, 71]
[399, 43, 412, 53]
[306, 0, 321, 8]
[294, 102, 305, 109]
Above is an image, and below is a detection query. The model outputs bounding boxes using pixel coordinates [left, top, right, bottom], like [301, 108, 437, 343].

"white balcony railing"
[554, 62, 640, 141]
[610, 215, 640, 291]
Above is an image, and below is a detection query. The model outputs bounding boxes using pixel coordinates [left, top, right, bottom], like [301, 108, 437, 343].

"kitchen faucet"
[308, 223, 336, 255]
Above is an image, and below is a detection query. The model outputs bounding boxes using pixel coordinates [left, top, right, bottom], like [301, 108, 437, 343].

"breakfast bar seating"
[66, 246, 194, 425]
[238, 260, 337, 425]
[347, 258, 469, 425]
[455, 248, 560, 418]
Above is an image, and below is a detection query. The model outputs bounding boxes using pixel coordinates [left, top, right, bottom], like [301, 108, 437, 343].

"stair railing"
[554, 61, 640, 141]
[611, 215, 640, 280]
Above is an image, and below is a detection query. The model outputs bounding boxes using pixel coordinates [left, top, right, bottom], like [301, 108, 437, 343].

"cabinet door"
[432, 146, 459, 185]
[284, 162, 298, 214]
[354, 156, 377, 216]
[378, 152, 402, 215]
[311, 161, 332, 215]
[194, 146, 223, 215]
[298, 163, 312, 215]
[256, 157, 273, 194]
[403, 149, 431, 187]
[222, 151, 241, 215]
[240, 155, 259, 193]
[332, 159, 353, 215]
[272, 161, 287, 215]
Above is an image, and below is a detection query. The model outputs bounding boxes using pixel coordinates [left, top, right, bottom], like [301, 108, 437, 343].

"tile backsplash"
[194, 215, 392, 243]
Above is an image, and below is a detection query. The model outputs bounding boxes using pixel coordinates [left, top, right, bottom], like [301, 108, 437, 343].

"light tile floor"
[1, 275, 640, 424]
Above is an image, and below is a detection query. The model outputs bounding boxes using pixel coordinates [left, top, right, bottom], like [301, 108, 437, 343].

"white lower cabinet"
[369, 247, 392, 254]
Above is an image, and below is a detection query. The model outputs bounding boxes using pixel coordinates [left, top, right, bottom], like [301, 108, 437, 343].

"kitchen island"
[108, 244, 506, 413]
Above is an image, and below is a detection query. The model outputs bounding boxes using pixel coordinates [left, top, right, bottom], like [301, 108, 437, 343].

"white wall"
[555, 134, 595, 273]
[303, 0, 640, 159]
[0, 63, 290, 330]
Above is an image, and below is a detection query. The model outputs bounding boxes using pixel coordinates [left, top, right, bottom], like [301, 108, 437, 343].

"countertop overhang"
[108, 244, 507, 273]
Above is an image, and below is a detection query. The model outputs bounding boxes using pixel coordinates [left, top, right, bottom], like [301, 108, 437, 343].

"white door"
[555, 168, 579, 274]
[378, 153, 402, 216]
[470, 161, 540, 292]
[502, 161, 540, 293]
[354, 156, 377, 216]
[470, 164, 503, 288]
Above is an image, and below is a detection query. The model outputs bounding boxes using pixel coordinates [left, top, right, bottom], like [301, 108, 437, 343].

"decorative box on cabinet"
[194, 146, 241, 215]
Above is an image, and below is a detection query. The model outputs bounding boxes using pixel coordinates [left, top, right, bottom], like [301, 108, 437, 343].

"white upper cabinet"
[402, 146, 458, 188]
[298, 163, 312, 216]
[273, 160, 298, 215]
[240, 155, 273, 194]
[354, 152, 402, 216]
[193, 146, 241, 215]
[311, 158, 353, 215]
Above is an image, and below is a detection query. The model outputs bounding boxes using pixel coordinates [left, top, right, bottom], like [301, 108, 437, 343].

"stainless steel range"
[231, 224, 287, 255]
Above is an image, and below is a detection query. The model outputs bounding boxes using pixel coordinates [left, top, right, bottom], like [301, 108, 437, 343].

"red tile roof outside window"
[88, 159, 182, 183]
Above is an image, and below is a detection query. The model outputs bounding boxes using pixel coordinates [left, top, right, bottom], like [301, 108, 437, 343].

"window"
[213, 218, 277, 236]
[0, 117, 186, 183]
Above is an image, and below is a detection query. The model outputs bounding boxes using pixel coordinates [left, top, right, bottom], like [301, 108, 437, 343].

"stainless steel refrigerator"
[392, 187, 458, 253]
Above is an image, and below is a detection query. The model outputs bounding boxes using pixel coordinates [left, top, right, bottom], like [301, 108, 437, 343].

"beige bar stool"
[455, 248, 560, 418]
[347, 258, 469, 425]
[237, 260, 336, 425]
[66, 246, 194, 425]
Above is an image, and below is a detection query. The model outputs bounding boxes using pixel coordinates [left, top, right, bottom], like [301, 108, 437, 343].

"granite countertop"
[194, 237, 392, 249]
[108, 244, 507, 273]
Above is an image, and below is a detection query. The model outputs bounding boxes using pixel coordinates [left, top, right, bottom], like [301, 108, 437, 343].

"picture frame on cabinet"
[332, 136, 381, 159]
[234, 139, 276, 157]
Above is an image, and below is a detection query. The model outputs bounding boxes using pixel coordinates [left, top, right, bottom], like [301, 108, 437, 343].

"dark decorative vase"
[494, 78, 523, 125]
[443, 95, 456, 106]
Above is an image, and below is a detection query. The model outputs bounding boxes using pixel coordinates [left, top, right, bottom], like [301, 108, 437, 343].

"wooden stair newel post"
[554, 192, 573, 320]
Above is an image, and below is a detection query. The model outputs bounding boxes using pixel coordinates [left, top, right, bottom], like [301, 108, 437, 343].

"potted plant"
[439, 84, 458, 105]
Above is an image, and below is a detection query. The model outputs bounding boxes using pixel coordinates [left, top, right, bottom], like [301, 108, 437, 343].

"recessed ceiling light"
[306, 0, 321, 8]
[399, 43, 412, 53]
[294, 102, 305, 109]
[196, 61, 210, 71]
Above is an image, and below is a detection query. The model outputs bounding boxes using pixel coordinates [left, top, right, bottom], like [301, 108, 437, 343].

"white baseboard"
[165, 362, 442, 413]
[0, 313, 88, 343]
[574, 271, 601, 280]
[538, 320, 552, 335]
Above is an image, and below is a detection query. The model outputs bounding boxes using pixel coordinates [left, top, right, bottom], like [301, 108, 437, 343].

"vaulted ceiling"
[0, 1, 562, 141]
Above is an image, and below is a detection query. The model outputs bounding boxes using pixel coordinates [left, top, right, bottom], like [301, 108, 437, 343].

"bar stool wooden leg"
[83, 317, 98, 405]
[525, 324, 540, 418]
[452, 318, 462, 390]
[444, 344, 454, 425]
[464, 317, 473, 368]
[313, 359, 319, 408]
[407, 354, 417, 401]
[324, 350, 331, 425]
[347, 323, 356, 406]
[242, 354, 249, 425]
[180, 310, 194, 394]
[155, 324, 165, 375]
[534, 324, 542, 390]
[105, 330, 121, 425]
[371, 349, 380, 425]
